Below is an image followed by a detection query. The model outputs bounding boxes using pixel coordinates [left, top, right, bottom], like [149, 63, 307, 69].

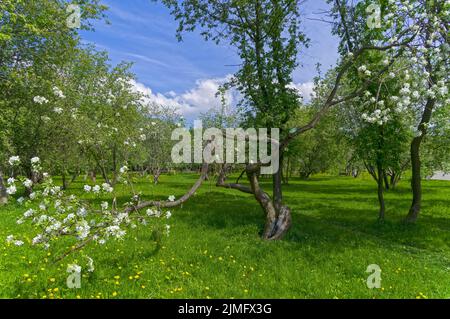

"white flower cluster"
[8, 156, 20, 166]
[53, 107, 63, 114]
[31, 156, 41, 172]
[83, 183, 113, 194]
[358, 65, 372, 77]
[6, 178, 17, 195]
[52, 86, 66, 99]
[33, 96, 49, 105]
[4, 158, 173, 272]
[119, 166, 128, 174]
[6, 235, 24, 246]
[362, 108, 391, 125]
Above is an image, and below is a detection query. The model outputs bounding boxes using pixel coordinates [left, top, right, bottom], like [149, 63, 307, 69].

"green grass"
[0, 173, 449, 299]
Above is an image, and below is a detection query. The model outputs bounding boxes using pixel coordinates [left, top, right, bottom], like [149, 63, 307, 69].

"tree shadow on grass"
[68, 174, 450, 255]
[170, 189, 450, 256]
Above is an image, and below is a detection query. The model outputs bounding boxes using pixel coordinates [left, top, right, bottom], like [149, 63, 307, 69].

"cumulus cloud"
[131, 77, 315, 121]
[130, 76, 235, 121]
[288, 81, 316, 102]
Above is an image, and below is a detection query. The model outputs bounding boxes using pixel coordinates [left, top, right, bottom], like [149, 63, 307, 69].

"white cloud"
[131, 78, 315, 121]
[288, 81, 316, 102]
[131, 76, 235, 120]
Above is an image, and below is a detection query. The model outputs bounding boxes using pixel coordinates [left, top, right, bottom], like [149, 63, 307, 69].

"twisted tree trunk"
[247, 164, 292, 240]
[216, 163, 292, 240]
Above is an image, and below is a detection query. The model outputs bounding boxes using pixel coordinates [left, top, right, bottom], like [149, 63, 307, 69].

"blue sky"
[80, 0, 339, 119]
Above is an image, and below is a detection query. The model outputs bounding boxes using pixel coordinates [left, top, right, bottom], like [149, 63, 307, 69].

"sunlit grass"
[0, 173, 449, 299]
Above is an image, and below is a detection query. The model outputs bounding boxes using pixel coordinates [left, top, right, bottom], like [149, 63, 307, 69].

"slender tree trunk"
[153, 168, 161, 184]
[62, 172, 68, 190]
[112, 146, 118, 185]
[406, 136, 423, 223]
[90, 170, 97, 183]
[0, 170, 8, 205]
[99, 165, 110, 185]
[283, 158, 290, 185]
[383, 170, 390, 191]
[71, 172, 79, 184]
[405, 96, 435, 223]
[377, 163, 385, 221]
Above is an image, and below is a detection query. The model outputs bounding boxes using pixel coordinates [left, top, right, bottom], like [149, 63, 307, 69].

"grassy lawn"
[0, 173, 449, 299]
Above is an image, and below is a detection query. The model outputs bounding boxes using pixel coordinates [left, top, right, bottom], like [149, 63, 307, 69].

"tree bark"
[216, 163, 291, 240]
[406, 136, 423, 223]
[62, 172, 68, 190]
[383, 170, 390, 191]
[0, 170, 8, 205]
[405, 97, 435, 223]
[377, 162, 385, 221]
[90, 170, 97, 183]
[153, 168, 161, 184]
[247, 164, 291, 240]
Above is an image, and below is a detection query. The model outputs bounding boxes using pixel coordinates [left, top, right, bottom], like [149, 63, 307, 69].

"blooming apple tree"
[325, 0, 449, 220]
[5, 156, 174, 271]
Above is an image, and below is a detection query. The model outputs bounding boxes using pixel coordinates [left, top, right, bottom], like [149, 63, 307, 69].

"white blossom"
[101, 201, 109, 211]
[53, 107, 63, 114]
[6, 185, 17, 195]
[102, 183, 113, 193]
[8, 156, 20, 166]
[23, 179, 33, 188]
[52, 86, 66, 99]
[14, 240, 24, 246]
[33, 96, 49, 105]
[92, 185, 101, 194]
[119, 166, 128, 174]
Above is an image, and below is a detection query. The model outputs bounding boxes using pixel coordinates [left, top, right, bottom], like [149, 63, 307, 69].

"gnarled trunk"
[247, 164, 291, 240]
[216, 163, 291, 240]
